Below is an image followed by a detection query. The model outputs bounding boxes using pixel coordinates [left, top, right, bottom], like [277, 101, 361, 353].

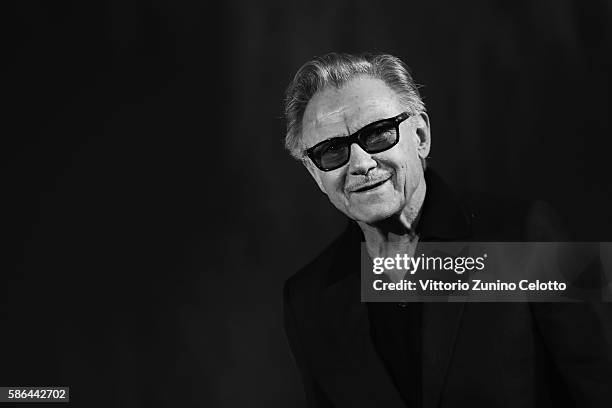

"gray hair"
[283, 52, 426, 159]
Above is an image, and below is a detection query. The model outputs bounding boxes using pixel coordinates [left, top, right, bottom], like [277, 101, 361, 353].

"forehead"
[302, 76, 403, 146]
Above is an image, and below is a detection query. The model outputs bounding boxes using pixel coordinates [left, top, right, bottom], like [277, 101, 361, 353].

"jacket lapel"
[320, 262, 467, 408]
[321, 272, 407, 408]
[418, 170, 472, 408]
[421, 302, 466, 408]
[313, 222, 405, 407]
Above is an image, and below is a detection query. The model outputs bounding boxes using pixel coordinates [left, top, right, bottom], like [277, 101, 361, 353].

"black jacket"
[283, 169, 612, 408]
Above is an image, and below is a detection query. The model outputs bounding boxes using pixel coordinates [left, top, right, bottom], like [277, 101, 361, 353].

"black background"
[3, 1, 611, 406]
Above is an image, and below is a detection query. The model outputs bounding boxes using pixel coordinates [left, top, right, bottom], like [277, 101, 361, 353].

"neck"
[358, 179, 426, 259]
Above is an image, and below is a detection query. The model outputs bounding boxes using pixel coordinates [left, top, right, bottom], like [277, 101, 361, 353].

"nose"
[348, 143, 377, 175]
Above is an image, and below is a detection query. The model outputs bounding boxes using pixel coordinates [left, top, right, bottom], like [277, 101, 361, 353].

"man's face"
[301, 76, 431, 224]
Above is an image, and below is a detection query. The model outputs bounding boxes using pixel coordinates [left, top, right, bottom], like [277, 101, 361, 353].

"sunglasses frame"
[304, 111, 411, 171]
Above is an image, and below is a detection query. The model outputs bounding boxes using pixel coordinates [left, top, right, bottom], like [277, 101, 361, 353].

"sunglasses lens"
[361, 124, 398, 153]
[314, 140, 349, 170]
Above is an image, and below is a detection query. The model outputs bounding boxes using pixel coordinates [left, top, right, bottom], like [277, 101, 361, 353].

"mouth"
[351, 177, 391, 193]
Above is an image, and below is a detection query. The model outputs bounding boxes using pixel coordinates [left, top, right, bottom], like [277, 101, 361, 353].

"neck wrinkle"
[358, 178, 426, 259]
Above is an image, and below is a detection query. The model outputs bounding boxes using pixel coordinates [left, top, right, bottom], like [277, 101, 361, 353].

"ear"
[302, 157, 328, 195]
[412, 112, 431, 159]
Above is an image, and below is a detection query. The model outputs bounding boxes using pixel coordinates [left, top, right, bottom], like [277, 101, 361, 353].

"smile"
[351, 178, 391, 193]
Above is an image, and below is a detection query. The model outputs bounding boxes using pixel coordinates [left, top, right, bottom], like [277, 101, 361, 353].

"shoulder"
[283, 222, 359, 309]
[284, 232, 342, 308]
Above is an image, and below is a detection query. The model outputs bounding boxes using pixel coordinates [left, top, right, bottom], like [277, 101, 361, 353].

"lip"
[350, 177, 391, 193]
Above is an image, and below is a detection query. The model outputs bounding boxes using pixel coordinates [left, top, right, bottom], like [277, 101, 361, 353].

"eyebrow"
[320, 115, 395, 143]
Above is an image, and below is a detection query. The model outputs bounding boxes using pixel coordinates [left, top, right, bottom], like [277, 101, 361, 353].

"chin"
[350, 203, 401, 224]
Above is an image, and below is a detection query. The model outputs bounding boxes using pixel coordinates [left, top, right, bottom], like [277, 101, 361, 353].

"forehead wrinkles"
[308, 99, 398, 138]
[301, 104, 347, 146]
[312, 106, 349, 131]
[302, 78, 403, 145]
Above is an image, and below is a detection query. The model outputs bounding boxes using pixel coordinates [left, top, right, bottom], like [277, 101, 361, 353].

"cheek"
[321, 173, 346, 198]
[386, 152, 421, 194]
[384, 153, 410, 189]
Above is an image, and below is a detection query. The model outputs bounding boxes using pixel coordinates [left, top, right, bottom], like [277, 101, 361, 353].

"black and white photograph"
[3, 1, 612, 407]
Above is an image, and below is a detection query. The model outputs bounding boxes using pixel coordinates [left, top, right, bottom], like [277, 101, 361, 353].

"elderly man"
[282, 52, 612, 408]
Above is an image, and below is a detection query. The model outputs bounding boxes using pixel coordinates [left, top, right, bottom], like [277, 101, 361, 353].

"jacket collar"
[417, 169, 472, 241]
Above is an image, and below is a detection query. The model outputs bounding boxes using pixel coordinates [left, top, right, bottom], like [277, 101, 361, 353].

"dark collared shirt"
[366, 170, 472, 408]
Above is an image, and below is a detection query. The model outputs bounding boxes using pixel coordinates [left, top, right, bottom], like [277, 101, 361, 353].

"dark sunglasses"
[304, 111, 411, 171]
